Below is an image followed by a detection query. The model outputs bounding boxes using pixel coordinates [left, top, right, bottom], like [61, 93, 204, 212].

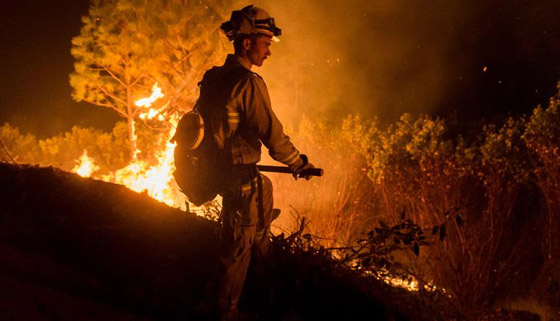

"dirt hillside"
[0, 163, 451, 320]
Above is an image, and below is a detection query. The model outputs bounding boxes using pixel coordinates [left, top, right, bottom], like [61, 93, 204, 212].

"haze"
[1, 0, 560, 137]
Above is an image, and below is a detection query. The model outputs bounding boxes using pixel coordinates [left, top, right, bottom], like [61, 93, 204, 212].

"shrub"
[269, 116, 379, 248]
[271, 111, 541, 307]
[523, 93, 560, 307]
[0, 123, 41, 164]
[0, 122, 132, 173]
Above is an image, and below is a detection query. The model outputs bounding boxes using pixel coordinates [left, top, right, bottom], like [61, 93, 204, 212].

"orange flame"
[376, 272, 446, 294]
[71, 117, 188, 210]
[135, 83, 164, 108]
[70, 84, 213, 213]
[72, 149, 99, 178]
[136, 83, 165, 120]
[101, 120, 185, 209]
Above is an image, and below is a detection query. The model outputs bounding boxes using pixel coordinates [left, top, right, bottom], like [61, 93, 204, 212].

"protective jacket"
[196, 54, 296, 316]
[196, 54, 303, 171]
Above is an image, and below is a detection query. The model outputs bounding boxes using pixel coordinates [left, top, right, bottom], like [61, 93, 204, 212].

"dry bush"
[0, 122, 141, 173]
[523, 93, 560, 308]
[269, 113, 540, 306]
[325, 113, 534, 307]
[269, 116, 379, 248]
[0, 123, 41, 164]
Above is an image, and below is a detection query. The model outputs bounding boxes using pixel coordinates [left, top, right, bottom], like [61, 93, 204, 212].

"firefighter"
[194, 5, 315, 320]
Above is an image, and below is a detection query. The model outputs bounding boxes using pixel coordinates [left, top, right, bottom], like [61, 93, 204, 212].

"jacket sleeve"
[238, 74, 304, 171]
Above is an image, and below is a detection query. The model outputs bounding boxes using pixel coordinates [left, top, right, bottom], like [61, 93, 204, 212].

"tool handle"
[257, 165, 324, 177]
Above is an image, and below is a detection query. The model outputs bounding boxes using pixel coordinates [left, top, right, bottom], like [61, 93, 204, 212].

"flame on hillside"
[381, 274, 448, 295]
[101, 129, 182, 209]
[366, 269, 447, 294]
[331, 255, 446, 293]
[72, 83, 188, 211]
[73, 149, 99, 178]
[71, 124, 185, 210]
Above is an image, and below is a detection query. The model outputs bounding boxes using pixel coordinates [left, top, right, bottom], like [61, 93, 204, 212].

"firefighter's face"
[244, 34, 272, 67]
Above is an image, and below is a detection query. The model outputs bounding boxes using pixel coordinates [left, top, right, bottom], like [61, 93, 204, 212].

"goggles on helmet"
[254, 18, 281, 37]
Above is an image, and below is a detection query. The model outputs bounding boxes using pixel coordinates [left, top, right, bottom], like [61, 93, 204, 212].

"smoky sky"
[244, 0, 560, 124]
[1, 0, 560, 137]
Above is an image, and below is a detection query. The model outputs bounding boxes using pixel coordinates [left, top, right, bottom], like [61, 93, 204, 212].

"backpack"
[172, 109, 222, 206]
[172, 65, 252, 206]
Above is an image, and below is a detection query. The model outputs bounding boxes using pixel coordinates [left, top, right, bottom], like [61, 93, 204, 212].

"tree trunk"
[124, 65, 137, 162]
[127, 117, 138, 161]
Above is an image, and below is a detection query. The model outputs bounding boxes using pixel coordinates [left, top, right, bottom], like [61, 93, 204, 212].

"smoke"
[223, 0, 467, 123]
[218, 1, 560, 239]
[224, 0, 560, 124]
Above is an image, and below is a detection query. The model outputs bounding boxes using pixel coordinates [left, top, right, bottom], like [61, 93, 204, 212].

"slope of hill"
[0, 163, 537, 320]
[0, 163, 219, 320]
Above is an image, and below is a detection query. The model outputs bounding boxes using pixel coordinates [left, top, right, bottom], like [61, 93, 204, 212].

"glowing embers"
[365, 269, 448, 295]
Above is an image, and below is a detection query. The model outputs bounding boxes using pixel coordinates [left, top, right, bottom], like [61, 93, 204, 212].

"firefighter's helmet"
[220, 5, 281, 42]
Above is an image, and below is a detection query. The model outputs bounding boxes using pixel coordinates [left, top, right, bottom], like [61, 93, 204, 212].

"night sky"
[1, 1, 560, 138]
[0, 0, 119, 138]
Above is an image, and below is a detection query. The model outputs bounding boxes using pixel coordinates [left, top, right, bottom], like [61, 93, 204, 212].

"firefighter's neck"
[236, 53, 253, 70]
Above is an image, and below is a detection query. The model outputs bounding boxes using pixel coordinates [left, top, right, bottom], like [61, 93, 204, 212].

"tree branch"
[0, 139, 17, 165]
[130, 74, 149, 88]
[102, 66, 127, 87]
[83, 98, 127, 118]
[95, 85, 128, 107]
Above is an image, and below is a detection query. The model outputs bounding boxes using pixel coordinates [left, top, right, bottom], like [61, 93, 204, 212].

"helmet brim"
[255, 29, 280, 42]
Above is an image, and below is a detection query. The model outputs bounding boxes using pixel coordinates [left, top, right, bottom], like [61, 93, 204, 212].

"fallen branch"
[0, 139, 17, 165]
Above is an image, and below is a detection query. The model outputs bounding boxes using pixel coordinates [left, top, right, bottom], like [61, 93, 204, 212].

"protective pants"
[216, 170, 274, 319]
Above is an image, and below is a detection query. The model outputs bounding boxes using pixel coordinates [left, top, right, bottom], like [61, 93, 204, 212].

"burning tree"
[70, 0, 227, 160]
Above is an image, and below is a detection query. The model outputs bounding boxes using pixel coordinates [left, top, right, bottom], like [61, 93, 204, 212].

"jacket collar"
[225, 54, 252, 70]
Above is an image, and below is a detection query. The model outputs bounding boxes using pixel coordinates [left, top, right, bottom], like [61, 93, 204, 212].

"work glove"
[292, 154, 315, 180]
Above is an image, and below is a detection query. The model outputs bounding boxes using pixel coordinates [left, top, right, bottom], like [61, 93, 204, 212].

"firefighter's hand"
[293, 154, 315, 181]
